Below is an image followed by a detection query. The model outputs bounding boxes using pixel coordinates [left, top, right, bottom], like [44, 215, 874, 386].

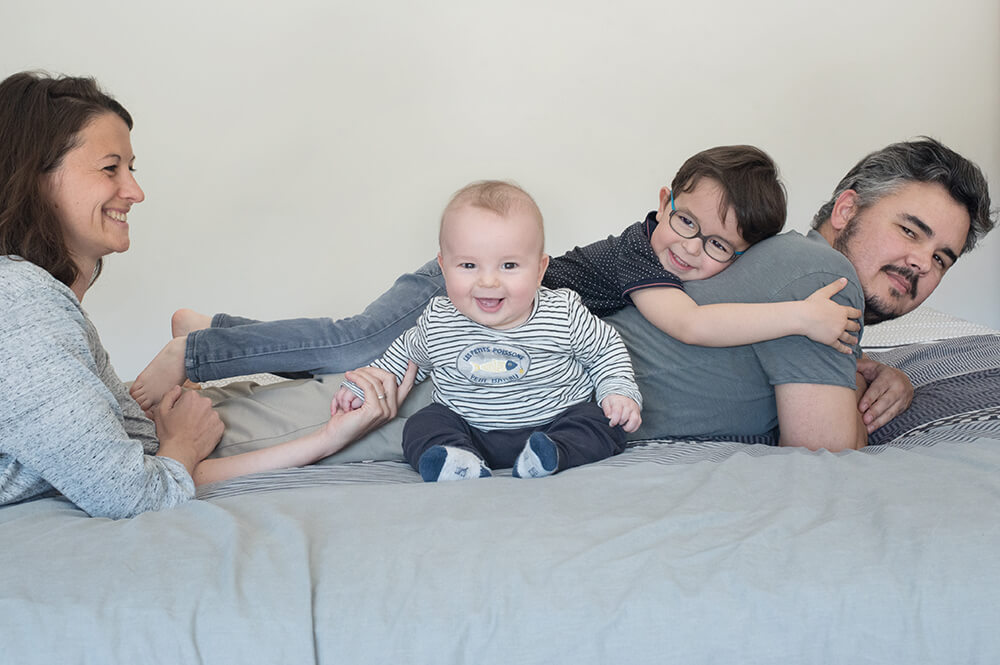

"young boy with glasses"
[541, 144, 861, 351]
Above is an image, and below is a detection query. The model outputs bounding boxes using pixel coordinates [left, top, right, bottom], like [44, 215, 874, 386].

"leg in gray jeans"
[185, 259, 445, 382]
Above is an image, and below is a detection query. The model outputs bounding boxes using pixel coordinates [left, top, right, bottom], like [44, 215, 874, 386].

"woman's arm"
[191, 364, 417, 487]
[629, 278, 861, 351]
[0, 265, 204, 518]
[339, 312, 432, 409]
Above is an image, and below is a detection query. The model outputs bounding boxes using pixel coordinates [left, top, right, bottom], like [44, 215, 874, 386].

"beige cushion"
[201, 373, 434, 464]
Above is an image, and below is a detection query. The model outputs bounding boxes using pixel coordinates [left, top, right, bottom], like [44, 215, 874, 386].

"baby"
[339, 180, 642, 481]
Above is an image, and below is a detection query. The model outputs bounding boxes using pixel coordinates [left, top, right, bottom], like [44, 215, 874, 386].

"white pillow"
[862, 307, 999, 350]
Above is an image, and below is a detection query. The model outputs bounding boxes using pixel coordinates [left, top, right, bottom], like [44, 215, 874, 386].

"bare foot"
[130, 337, 189, 410]
[172, 308, 212, 338]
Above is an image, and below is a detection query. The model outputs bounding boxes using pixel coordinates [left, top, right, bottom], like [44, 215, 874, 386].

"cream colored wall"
[4, 0, 998, 379]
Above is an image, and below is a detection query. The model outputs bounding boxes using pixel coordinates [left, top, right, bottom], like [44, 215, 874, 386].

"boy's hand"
[800, 278, 862, 353]
[334, 385, 364, 412]
[602, 394, 642, 433]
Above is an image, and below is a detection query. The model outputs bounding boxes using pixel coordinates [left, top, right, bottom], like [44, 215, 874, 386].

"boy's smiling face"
[650, 178, 748, 281]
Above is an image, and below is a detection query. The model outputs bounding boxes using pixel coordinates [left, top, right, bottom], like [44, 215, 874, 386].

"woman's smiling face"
[44, 111, 145, 273]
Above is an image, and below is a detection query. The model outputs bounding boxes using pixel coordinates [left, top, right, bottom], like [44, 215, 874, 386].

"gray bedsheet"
[2, 335, 999, 664]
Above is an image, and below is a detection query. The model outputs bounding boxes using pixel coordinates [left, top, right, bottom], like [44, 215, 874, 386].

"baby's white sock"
[418, 445, 492, 482]
[513, 432, 559, 479]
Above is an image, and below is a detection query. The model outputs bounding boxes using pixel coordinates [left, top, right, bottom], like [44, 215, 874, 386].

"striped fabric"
[198, 333, 1000, 501]
[866, 333, 1000, 387]
[355, 287, 641, 430]
[197, 415, 1000, 501]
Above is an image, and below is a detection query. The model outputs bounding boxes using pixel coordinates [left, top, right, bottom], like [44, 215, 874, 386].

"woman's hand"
[321, 363, 418, 454]
[191, 363, 419, 487]
[152, 386, 224, 474]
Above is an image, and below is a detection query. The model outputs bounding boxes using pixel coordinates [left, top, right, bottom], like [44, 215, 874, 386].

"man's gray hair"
[812, 137, 995, 255]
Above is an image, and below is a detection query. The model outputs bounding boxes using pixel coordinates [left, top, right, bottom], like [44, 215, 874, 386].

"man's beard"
[832, 216, 918, 325]
[863, 292, 900, 325]
[863, 265, 918, 324]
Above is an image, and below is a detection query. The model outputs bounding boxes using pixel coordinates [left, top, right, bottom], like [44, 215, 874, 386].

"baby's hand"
[801, 278, 862, 354]
[335, 385, 364, 412]
[602, 394, 642, 433]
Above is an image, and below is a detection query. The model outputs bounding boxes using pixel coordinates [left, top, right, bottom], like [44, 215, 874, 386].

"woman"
[0, 71, 413, 519]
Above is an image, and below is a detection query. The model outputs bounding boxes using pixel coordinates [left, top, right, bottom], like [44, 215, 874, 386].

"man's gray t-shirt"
[604, 230, 863, 441]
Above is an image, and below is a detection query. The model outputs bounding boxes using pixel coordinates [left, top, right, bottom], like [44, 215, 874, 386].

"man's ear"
[655, 187, 672, 222]
[829, 190, 860, 232]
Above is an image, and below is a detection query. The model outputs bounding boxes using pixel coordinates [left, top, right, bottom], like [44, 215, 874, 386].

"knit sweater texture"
[0, 257, 194, 519]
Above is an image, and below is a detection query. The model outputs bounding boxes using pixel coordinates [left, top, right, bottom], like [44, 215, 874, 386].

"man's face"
[833, 181, 970, 324]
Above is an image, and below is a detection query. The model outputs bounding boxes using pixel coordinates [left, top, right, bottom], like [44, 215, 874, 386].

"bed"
[2, 307, 999, 664]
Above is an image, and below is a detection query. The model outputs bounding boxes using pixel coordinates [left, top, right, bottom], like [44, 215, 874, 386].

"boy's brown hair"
[671, 145, 786, 246]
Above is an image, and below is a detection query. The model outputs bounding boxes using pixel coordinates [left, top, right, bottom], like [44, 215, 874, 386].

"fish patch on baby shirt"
[456, 343, 531, 385]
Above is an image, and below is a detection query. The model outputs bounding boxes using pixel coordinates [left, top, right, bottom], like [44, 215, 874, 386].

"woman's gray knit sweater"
[0, 257, 194, 519]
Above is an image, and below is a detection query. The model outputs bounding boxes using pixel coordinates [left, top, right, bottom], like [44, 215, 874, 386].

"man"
[606, 138, 994, 451]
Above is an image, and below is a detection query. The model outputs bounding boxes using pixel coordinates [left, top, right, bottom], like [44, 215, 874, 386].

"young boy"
[540, 145, 859, 348]
[340, 181, 642, 481]
[130, 145, 859, 412]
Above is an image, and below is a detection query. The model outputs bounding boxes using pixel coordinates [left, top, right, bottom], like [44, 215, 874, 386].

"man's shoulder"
[754, 229, 860, 301]
[687, 230, 860, 305]
[746, 229, 851, 267]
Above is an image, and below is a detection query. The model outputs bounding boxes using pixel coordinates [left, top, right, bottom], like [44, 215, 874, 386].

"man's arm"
[774, 382, 867, 451]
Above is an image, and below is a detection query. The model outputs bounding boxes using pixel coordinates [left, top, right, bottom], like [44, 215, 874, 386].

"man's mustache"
[882, 265, 918, 299]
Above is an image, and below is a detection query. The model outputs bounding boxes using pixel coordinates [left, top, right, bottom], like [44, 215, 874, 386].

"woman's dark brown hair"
[0, 71, 133, 287]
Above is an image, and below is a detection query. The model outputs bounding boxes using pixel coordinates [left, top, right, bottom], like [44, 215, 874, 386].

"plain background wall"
[3, 0, 998, 380]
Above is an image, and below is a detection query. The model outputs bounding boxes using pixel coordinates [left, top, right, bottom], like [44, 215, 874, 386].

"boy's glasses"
[668, 192, 744, 263]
